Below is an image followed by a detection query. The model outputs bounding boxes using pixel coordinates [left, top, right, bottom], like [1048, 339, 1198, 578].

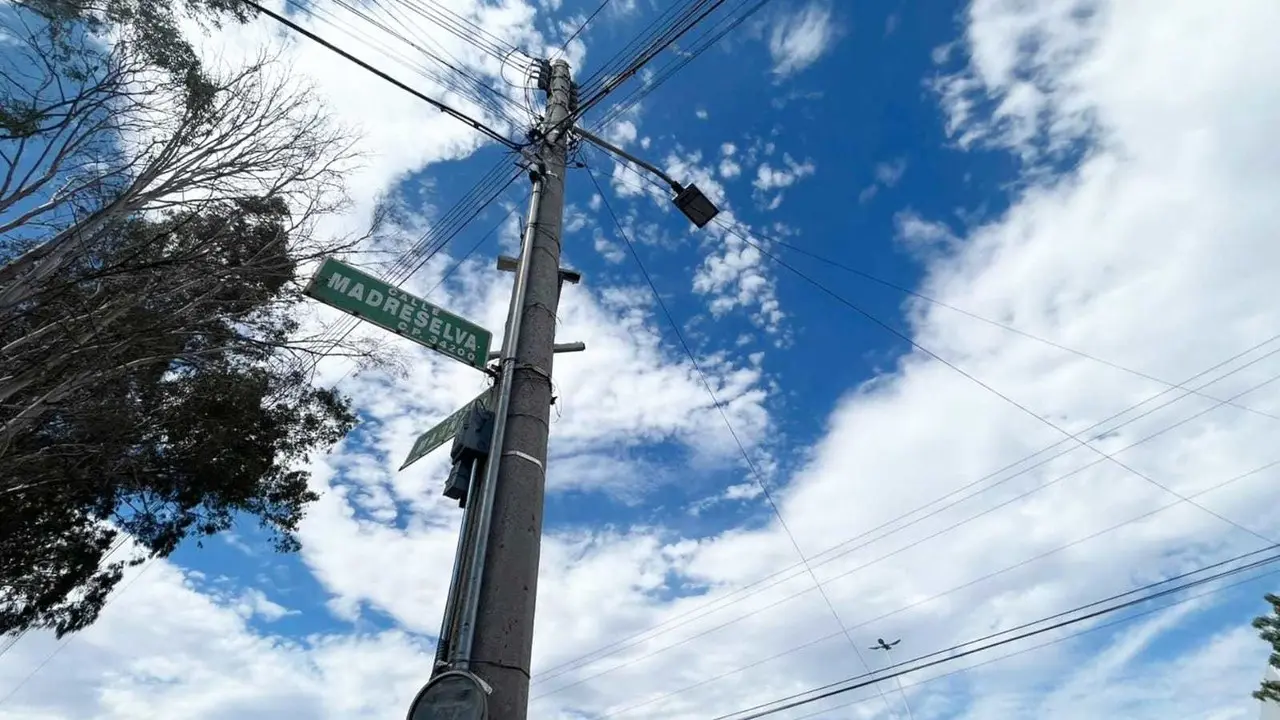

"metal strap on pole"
[452, 176, 545, 667]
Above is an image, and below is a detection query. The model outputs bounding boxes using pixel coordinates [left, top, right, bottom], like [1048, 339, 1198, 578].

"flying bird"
[870, 638, 901, 651]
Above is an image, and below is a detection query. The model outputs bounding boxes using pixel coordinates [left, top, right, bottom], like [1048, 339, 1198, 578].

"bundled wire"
[281, 0, 528, 129]
[528, 162, 1280, 699]
[708, 545, 1280, 719]
[554, 0, 615, 60]
[578, 161, 901, 718]
[244, 0, 522, 149]
[590, 0, 773, 132]
[574, 0, 723, 117]
[529, 320, 1280, 698]
[358, 0, 527, 125]
[395, 0, 531, 65]
[275, 154, 523, 385]
[572, 0, 776, 128]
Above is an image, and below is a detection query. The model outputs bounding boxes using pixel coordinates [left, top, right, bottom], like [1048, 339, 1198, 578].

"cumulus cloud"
[768, 2, 838, 78]
[8, 3, 1280, 720]
[752, 154, 815, 210]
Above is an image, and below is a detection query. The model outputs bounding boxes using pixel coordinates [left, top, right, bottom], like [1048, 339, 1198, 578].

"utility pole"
[456, 58, 574, 720]
[406, 55, 720, 720]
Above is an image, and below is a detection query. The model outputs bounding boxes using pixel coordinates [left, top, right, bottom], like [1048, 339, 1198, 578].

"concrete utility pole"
[407, 55, 720, 720]
[461, 59, 573, 720]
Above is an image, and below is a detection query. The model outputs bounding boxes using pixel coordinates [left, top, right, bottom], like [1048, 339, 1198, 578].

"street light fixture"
[573, 126, 721, 228]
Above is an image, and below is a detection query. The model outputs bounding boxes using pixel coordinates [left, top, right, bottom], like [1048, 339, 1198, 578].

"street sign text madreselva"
[304, 257, 492, 370]
[400, 389, 493, 471]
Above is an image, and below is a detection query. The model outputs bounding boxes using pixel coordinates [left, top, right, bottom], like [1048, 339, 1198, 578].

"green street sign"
[304, 257, 492, 370]
[400, 389, 493, 471]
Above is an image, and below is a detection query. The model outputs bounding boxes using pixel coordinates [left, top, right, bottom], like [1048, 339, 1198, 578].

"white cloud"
[768, 2, 838, 78]
[718, 143, 742, 178]
[895, 209, 958, 259]
[0, 562, 434, 719]
[11, 2, 1280, 720]
[695, 108, 709, 120]
[604, 118, 638, 148]
[860, 158, 909, 203]
[752, 155, 815, 192]
[752, 154, 815, 210]
[875, 157, 907, 186]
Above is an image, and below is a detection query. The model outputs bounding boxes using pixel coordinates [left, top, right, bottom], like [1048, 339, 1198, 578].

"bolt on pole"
[460, 59, 574, 719]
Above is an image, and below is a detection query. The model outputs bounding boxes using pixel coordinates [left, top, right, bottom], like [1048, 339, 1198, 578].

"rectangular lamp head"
[673, 184, 720, 229]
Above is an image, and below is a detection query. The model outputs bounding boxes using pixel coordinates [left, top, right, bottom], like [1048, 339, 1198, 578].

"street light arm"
[573, 126, 684, 194]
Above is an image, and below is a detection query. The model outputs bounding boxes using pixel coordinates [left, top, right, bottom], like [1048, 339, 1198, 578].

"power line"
[555, 0, 614, 59]
[240, 0, 522, 150]
[591, 0, 773, 133]
[581, 162, 901, 719]
[270, 151, 521, 387]
[0, 558, 159, 707]
[710, 217, 1277, 547]
[708, 545, 1280, 720]
[528, 330, 1280, 698]
[357, 1, 522, 124]
[777, 564, 1280, 720]
[573, 0, 703, 98]
[531, 164, 1280, 688]
[289, 0, 520, 128]
[576, 0, 732, 118]
[397, 0, 530, 63]
[273, 156, 518, 374]
[726, 220, 1280, 423]
[584, 454, 1280, 718]
[294, 194, 526, 394]
[281, 160, 523, 386]
[363, 0, 529, 124]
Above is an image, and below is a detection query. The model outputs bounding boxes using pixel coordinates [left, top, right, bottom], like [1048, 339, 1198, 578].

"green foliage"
[18, 0, 253, 111]
[1254, 593, 1280, 703]
[0, 197, 357, 638]
[0, 104, 44, 138]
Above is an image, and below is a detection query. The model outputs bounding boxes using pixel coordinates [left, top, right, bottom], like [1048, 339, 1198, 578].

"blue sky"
[3, 0, 1280, 718]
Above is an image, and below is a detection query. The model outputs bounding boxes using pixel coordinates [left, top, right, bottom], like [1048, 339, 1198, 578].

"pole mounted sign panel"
[401, 389, 493, 471]
[304, 257, 492, 370]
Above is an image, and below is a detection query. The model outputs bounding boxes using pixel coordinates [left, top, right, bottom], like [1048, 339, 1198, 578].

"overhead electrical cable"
[575, 0, 730, 118]
[580, 454, 1280, 718]
[289, 195, 527, 395]
[530, 169, 1280, 689]
[577, 0, 717, 95]
[529, 337, 1280, 695]
[274, 154, 519, 363]
[573, 0, 703, 98]
[721, 559, 1280, 720]
[722, 220, 1280, 422]
[0, 559, 160, 707]
[282, 162, 522, 385]
[364, 1, 524, 124]
[273, 155, 522, 385]
[364, 0, 528, 124]
[710, 216, 1277, 546]
[397, 0, 531, 64]
[287, 0, 523, 127]
[290, 0, 520, 127]
[782, 568, 1280, 720]
[706, 545, 1280, 720]
[555, 0, 615, 59]
[241, 0, 521, 150]
[591, 0, 773, 132]
[581, 163, 902, 719]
